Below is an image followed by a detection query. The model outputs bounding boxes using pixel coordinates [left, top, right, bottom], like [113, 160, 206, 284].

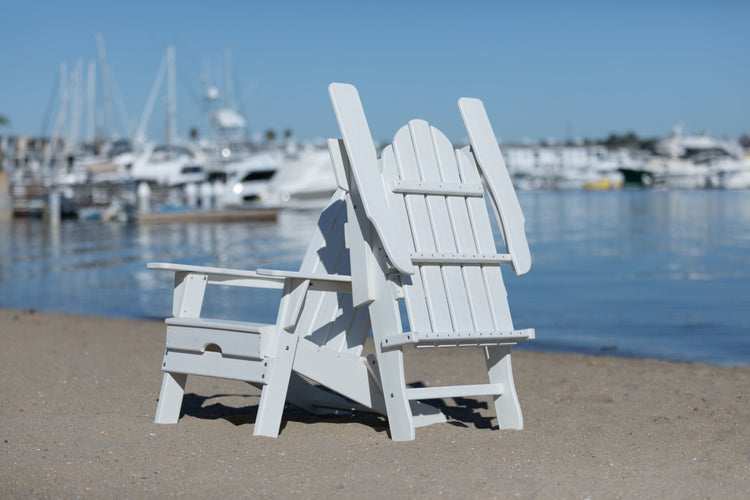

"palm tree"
[0, 115, 7, 172]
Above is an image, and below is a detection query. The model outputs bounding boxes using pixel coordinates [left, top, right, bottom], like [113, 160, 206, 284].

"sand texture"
[1, 308, 749, 498]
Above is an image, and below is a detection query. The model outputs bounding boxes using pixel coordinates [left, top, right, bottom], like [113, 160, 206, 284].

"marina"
[3, 124, 749, 224]
[1, 37, 749, 222]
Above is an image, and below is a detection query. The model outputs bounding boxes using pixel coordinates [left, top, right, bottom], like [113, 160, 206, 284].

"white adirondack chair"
[328, 82, 535, 441]
[148, 191, 389, 437]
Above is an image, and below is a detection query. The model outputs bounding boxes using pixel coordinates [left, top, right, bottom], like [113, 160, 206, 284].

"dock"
[137, 208, 278, 224]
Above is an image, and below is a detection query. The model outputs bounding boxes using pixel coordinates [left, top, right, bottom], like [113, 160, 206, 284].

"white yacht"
[717, 157, 750, 189]
[260, 143, 337, 208]
[641, 157, 711, 189]
[218, 148, 284, 206]
[130, 143, 208, 186]
[217, 142, 337, 209]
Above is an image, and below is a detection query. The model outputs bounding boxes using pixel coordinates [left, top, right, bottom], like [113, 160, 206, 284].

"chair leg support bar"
[405, 383, 504, 401]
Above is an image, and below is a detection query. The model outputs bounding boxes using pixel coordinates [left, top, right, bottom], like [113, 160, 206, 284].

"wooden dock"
[137, 208, 278, 224]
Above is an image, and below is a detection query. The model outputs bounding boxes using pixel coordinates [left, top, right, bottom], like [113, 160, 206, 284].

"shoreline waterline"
[1, 190, 749, 366]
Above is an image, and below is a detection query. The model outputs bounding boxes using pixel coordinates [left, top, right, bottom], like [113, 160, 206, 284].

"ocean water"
[1, 190, 748, 366]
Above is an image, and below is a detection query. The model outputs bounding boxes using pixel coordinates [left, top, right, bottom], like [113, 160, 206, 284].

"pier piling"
[0, 171, 10, 221]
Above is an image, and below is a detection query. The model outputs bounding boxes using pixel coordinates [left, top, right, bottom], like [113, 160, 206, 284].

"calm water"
[1, 190, 749, 366]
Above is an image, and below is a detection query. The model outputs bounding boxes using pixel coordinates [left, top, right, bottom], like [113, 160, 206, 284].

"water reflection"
[518, 190, 750, 277]
[0, 209, 319, 322]
[1, 191, 749, 365]
[507, 190, 750, 365]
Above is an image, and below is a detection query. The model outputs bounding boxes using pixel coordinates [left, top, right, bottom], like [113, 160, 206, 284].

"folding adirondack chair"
[328, 82, 535, 441]
[147, 190, 389, 437]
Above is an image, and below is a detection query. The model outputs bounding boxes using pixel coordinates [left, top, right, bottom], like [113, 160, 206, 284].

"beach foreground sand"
[1, 308, 748, 498]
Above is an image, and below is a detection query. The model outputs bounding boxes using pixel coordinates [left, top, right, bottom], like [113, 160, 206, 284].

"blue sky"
[1, 1, 748, 144]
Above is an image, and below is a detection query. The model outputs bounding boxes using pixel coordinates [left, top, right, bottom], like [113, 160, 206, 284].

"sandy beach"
[1, 308, 748, 498]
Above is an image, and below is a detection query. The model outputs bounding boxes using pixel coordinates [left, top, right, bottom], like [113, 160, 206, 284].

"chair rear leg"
[485, 345, 523, 429]
[154, 372, 187, 424]
[377, 348, 416, 441]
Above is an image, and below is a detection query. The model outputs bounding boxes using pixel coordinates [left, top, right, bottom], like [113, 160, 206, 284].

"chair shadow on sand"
[179, 392, 388, 434]
[178, 380, 496, 434]
[405, 382, 497, 431]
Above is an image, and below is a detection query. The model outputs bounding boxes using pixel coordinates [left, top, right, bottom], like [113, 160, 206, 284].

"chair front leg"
[254, 277, 309, 437]
[154, 372, 187, 424]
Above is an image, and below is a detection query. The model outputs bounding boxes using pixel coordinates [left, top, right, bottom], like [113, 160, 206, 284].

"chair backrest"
[294, 190, 371, 356]
[379, 121, 516, 336]
[329, 83, 526, 338]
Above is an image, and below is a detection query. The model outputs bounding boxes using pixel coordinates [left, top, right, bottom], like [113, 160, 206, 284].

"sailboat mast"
[166, 45, 177, 146]
[95, 33, 115, 141]
[68, 60, 84, 156]
[42, 62, 70, 180]
[225, 45, 235, 110]
[86, 61, 96, 145]
[135, 51, 167, 147]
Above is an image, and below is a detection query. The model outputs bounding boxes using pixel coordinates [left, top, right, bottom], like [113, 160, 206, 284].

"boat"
[217, 149, 284, 206]
[130, 143, 208, 186]
[503, 144, 630, 190]
[641, 157, 711, 189]
[260, 143, 337, 208]
[717, 157, 750, 189]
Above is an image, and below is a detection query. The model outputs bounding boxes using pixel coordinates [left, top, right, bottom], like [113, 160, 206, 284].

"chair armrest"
[256, 269, 352, 293]
[148, 262, 285, 290]
[148, 263, 354, 327]
[147, 263, 354, 293]
[458, 98, 531, 275]
[255, 268, 351, 283]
